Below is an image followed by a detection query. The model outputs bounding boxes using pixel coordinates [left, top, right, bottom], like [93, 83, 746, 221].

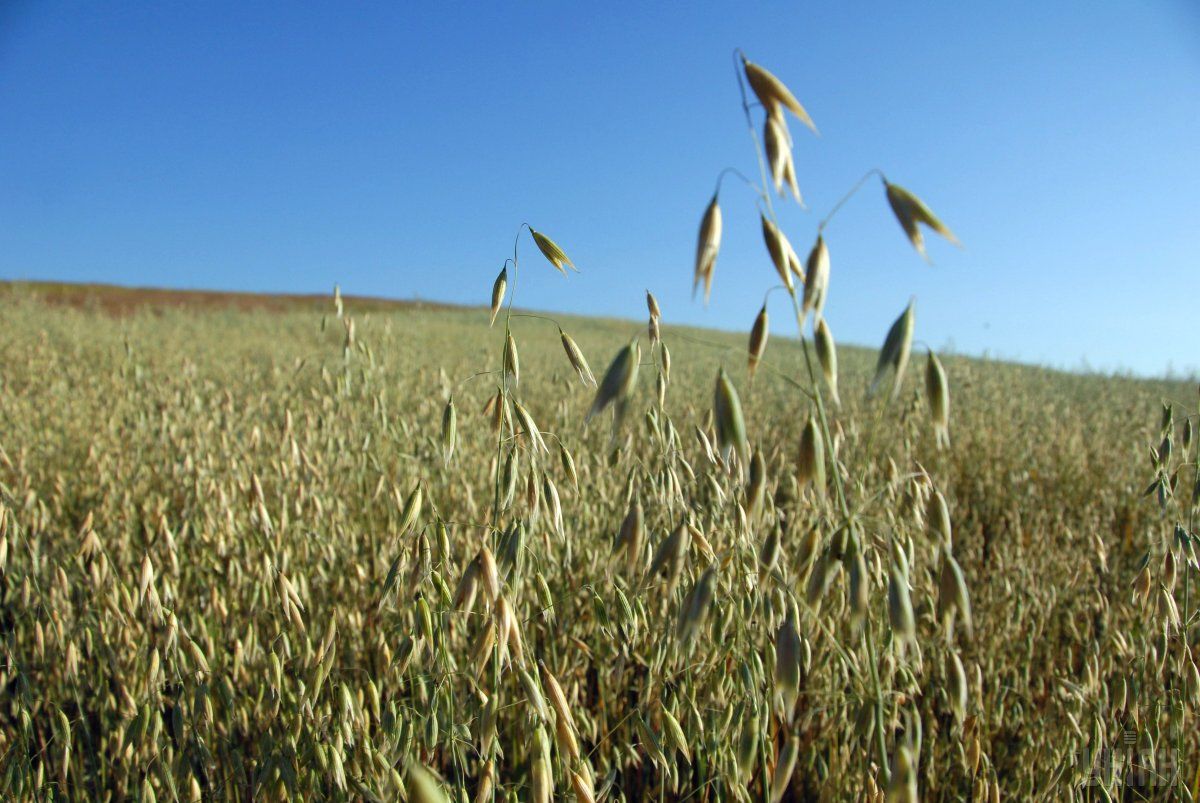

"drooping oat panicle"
[761, 215, 794, 291]
[813, 317, 840, 406]
[741, 56, 818, 133]
[748, 305, 769, 381]
[560, 330, 596, 387]
[884, 181, 960, 261]
[530, 228, 577, 274]
[797, 415, 825, 494]
[694, 194, 722, 304]
[801, 235, 829, 322]
[441, 397, 456, 466]
[925, 350, 951, 448]
[714, 368, 750, 471]
[870, 299, 916, 400]
[489, 266, 507, 326]
[587, 341, 640, 423]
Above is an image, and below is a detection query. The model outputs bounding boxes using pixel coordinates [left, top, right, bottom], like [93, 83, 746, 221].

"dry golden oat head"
[947, 651, 968, 722]
[764, 113, 801, 203]
[760, 215, 794, 291]
[870, 298, 916, 400]
[884, 181, 960, 261]
[748, 305, 769, 381]
[925, 350, 950, 449]
[813, 317, 840, 406]
[588, 341, 640, 423]
[529, 228, 577, 274]
[693, 194, 722, 304]
[559, 329, 597, 387]
[801, 235, 830, 322]
[741, 56, 818, 133]
[714, 368, 750, 471]
[489, 266, 507, 326]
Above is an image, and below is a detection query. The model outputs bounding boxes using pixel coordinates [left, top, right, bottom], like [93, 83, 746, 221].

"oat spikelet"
[694, 194, 722, 304]
[748, 305, 769, 381]
[884, 181, 960, 261]
[407, 762, 450, 803]
[797, 415, 825, 494]
[529, 228, 577, 274]
[937, 547, 973, 640]
[714, 368, 750, 471]
[888, 563, 916, 648]
[774, 613, 802, 719]
[587, 341, 640, 424]
[870, 299, 915, 400]
[489, 266, 507, 326]
[764, 113, 802, 204]
[813, 317, 840, 406]
[677, 567, 716, 646]
[504, 333, 520, 388]
[760, 215, 794, 291]
[441, 397, 456, 466]
[560, 330, 596, 387]
[741, 55, 818, 133]
[925, 350, 951, 449]
[771, 735, 800, 803]
[801, 235, 829, 322]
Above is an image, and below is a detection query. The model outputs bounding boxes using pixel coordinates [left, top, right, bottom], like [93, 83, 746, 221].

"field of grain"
[0, 280, 1194, 801]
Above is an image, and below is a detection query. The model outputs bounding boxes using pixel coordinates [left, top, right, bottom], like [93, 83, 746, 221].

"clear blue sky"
[2, 2, 1197, 376]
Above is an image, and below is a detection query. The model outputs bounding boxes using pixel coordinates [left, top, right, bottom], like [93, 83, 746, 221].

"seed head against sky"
[1, 1, 1197, 375]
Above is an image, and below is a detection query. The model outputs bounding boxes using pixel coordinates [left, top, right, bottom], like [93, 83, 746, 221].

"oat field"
[0, 277, 1195, 801]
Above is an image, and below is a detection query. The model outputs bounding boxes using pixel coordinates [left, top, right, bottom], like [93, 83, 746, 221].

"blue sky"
[2, 2, 1197, 376]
